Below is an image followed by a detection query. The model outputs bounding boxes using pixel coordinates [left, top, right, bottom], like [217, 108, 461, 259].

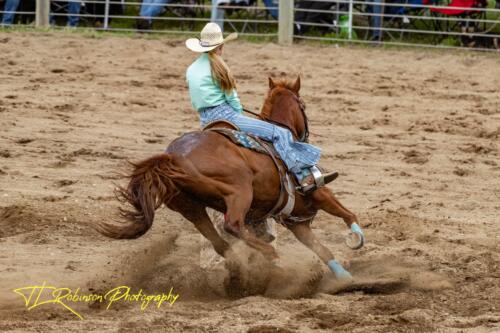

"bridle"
[243, 90, 310, 143]
[294, 94, 310, 143]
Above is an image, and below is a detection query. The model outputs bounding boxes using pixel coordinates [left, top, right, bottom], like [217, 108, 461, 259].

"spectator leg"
[295, 1, 332, 34]
[262, 0, 278, 19]
[67, 1, 82, 27]
[304, 1, 334, 23]
[1, 0, 21, 25]
[295, 1, 313, 34]
[140, 0, 170, 24]
[368, 0, 384, 40]
[211, 0, 225, 30]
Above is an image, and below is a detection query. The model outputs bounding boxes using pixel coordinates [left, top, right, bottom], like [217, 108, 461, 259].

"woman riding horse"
[98, 23, 366, 283]
[185, 23, 338, 194]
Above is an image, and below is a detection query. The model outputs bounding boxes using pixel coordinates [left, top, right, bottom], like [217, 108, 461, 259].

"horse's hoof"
[345, 223, 365, 250]
[335, 270, 353, 281]
[327, 260, 353, 280]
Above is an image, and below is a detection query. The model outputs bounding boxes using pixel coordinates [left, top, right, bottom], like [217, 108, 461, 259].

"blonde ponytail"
[207, 50, 236, 93]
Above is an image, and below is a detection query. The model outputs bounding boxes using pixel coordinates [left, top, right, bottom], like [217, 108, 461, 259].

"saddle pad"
[208, 128, 269, 155]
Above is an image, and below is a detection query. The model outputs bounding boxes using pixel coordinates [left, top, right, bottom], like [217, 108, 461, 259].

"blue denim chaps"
[199, 103, 321, 177]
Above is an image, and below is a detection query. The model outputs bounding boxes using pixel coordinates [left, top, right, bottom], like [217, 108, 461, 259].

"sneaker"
[294, 23, 302, 35]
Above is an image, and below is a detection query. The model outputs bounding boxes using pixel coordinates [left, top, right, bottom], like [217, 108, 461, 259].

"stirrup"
[298, 166, 338, 194]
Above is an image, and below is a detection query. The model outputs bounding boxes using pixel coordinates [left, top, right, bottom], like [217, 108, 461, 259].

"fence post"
[278, 0, 294, 45]
[104, 0, 110, 29]
[36, 0, 50, 27]
[348, 0, 353, 40]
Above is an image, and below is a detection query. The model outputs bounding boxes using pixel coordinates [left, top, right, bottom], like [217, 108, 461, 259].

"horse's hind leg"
[168, 197, 229, 258]
[223, 190, 278, 260]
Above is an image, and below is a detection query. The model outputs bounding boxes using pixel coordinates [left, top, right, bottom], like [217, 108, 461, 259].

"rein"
[295, 95, 310, 143]
[242, 108, 262, 118]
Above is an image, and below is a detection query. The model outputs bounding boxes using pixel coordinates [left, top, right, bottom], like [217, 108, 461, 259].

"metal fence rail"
[1, 0, 278, 36]
[293, 0, 499, 50]
[0, 0, 498, 51]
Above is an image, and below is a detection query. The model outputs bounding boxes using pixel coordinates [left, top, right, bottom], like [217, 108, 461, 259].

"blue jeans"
[1, 0, 20, 25]
[211, 0, 224, 30]
[211, 0, 278, 31]
[263, 0, 278, 19]
[67, 1, 81, 27]
[140, 0, 173, 23]
[367, 0, 383, 39]
[199, 103, 321, 175]
[48, 1, 81, 27]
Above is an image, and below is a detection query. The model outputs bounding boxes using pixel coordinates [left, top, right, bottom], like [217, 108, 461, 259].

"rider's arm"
[225, 89, 243, 113]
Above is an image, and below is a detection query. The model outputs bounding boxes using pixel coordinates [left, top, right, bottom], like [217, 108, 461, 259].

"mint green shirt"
[186, 53, 243, 113]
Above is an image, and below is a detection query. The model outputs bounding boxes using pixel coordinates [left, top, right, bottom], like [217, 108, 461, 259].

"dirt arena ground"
[0, 31, 499, 332]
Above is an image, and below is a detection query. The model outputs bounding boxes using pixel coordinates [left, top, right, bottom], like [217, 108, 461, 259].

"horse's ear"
[292, 76, 301, 93]
[268, 77, 276, 89]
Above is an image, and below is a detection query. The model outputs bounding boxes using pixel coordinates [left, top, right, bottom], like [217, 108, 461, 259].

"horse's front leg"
[311, 187, 365, 250]
[288, 222, 353, 280]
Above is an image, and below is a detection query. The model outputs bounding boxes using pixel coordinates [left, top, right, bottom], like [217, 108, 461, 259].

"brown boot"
[323, 171, 339, 184]
[299, 167, 338, 194]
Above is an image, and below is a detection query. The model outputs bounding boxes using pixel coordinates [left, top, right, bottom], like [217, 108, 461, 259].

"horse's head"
[260, 76, 309, 143]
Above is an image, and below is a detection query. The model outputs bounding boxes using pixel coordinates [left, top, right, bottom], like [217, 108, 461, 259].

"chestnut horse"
[98, 76, 363, 278]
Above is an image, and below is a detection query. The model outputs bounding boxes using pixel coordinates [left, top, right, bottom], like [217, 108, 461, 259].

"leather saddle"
[202, 120, 298, 227]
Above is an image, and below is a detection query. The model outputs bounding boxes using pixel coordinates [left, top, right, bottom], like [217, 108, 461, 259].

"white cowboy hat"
[186, 22, 238, 53]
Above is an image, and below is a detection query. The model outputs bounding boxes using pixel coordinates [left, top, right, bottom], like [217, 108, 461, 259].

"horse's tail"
[97, 154, 181, 239]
